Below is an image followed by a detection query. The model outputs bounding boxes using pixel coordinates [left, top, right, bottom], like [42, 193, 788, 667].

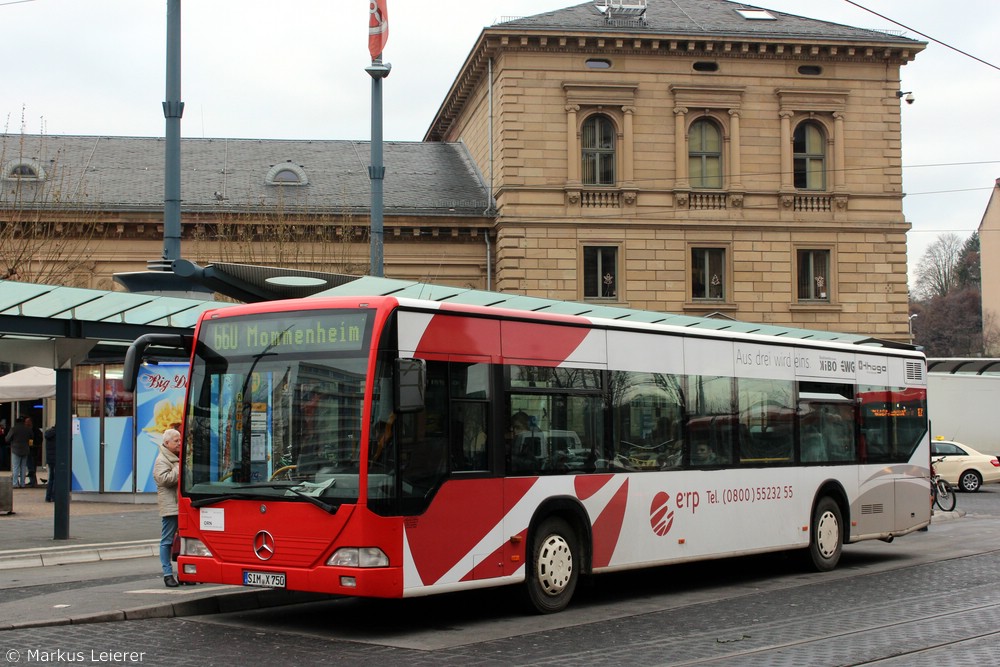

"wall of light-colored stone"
[441, 34, 916, 341]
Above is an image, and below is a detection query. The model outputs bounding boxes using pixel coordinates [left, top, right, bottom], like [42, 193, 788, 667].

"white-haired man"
[154, 428, 181, 587]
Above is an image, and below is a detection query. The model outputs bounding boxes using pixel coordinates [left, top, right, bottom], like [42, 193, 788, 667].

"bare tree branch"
[913, 233, 964, 301]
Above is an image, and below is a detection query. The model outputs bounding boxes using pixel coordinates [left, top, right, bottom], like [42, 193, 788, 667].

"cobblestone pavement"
[1, 548, 998, 667]
[1, 487, 997, 665]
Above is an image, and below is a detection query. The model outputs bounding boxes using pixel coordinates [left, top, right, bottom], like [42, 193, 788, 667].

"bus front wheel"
[526, 517, 579, 614]
[808, 497, 843, 572]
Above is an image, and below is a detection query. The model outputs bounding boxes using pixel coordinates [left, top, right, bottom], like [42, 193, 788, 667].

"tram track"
[663, 601, 1000, 667]
[649, 579, 1000, 666]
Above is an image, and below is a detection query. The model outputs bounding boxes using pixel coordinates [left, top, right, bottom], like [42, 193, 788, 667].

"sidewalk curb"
[0, 540, 159, 570]
[931, 508, 965, 522]
[2, 590, 330, 630]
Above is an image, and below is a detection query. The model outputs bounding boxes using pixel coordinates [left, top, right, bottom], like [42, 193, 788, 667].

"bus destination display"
[203, 312, 369, 355]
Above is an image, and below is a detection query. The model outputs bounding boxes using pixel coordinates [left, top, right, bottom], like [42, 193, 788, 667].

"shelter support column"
[54, 367, 72, 540]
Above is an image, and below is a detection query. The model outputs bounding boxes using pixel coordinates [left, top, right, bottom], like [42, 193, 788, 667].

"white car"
[930, 439, 1000, 492]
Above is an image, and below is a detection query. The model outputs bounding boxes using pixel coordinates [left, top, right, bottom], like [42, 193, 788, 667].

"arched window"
[2, 160, 45, 182]
[581, 114, 615, 186]
[689, 119, 723, 189]
[793, 121, 826, 190]
[265, 162, 308, 186]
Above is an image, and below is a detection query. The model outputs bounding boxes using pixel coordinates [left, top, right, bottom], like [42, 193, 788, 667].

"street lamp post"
[366, 59, 390, 278]
[909, 313, 918, 345]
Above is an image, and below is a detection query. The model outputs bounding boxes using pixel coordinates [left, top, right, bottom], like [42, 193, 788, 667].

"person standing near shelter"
[0, 419, 8, 472]
[44, 424, 57, 502]
[154, 428, 181, 587]
[5, 416, 32, 488]
[27, 417, 42, 487]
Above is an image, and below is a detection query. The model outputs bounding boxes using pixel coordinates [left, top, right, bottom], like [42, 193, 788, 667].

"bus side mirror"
[395, 358, 426, 413]
[123, 333, 192, 392]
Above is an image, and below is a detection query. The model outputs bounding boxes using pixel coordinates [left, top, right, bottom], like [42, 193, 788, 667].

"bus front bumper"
[177, 557, 403, 598]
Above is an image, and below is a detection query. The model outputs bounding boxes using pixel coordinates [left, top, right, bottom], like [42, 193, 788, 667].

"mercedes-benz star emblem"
[253, 530, 275, 561]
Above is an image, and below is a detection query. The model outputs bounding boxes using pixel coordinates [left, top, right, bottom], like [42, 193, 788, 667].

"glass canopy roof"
[316, 276, 883, 345]
[1, 270, 903, 366]
[0, 280, 233, 357]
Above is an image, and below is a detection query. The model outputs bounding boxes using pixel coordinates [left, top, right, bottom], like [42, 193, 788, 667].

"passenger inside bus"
[512, 435, 540, 474]
[507, 411, 533, 473]
[692, 441, 720, 465]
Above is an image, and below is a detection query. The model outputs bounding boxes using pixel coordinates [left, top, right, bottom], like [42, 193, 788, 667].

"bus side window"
[451, 401, 489, 472]
[404, 438, 446, 478]
[801, 427, 825, 462]
[512, 436, 540, 474]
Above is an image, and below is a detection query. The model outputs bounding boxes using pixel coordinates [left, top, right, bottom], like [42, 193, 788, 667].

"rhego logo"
[649, 491, 674, 536]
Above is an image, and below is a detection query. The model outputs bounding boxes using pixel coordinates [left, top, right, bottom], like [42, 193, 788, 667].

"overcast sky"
[3, 0, 998, 284]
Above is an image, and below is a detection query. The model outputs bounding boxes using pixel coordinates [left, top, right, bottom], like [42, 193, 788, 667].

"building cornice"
[425, 28, 922, 142]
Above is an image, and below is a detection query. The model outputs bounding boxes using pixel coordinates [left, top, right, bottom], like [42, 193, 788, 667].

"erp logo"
[649, 491, 675, 536]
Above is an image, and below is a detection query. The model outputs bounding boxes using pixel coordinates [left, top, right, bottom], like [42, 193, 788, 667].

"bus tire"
[808, 497, 842, 572]
[525, 517, 579, 614]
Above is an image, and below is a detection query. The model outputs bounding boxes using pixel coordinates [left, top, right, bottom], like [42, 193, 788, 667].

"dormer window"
[2, 160, 46, 182]
[265, 162, 308, 186]
[735, 8, 776, 20]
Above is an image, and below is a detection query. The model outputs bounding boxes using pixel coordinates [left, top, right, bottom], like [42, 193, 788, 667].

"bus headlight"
[327, 547, 388, 568]
[182, 538, 213, 558]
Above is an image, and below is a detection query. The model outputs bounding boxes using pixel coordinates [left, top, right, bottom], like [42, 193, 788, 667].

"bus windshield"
[182, 309, 374, 508]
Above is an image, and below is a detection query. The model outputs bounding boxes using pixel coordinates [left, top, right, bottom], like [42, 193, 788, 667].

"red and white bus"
[126, 289, 930, 613]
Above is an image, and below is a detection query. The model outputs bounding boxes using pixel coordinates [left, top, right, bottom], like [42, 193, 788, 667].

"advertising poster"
[135, 363, 189, 492]
[71, 416, 99, 492]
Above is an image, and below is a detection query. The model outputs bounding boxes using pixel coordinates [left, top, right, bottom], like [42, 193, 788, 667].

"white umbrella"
[0, 367, 56, 401]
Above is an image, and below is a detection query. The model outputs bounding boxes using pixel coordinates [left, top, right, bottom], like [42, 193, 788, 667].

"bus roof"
[314, 276, 918, 353]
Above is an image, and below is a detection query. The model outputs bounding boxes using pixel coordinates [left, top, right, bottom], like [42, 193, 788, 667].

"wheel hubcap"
[816, 511, 839, 559]
[537, 534, 573, 596]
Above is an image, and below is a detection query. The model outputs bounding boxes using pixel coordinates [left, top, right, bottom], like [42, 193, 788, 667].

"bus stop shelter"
[0, 280, 225, 537]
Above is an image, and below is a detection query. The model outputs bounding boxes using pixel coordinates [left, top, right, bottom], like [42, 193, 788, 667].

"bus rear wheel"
[808, 497, 842, 572]
[526, 517, 579, 614]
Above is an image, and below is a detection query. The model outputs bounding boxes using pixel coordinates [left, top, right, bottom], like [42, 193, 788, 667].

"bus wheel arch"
[524, 498, 591, 614]
[807, 483, 848, 572]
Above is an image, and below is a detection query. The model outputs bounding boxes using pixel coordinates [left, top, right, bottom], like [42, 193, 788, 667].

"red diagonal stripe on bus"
[407, 478, 535, 586]
[591, 478, 629, 569]
[414, 314, 501, 357]
[575, 474, 615, 501]
[501, 320, 591, 363]
[460, 538, 510, 582]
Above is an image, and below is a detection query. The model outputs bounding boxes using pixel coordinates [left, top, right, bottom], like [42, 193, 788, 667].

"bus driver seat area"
[402, 438, 448, 498]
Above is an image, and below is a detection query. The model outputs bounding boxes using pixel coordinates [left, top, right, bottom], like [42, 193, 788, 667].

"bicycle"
[931, 456, 956, 512]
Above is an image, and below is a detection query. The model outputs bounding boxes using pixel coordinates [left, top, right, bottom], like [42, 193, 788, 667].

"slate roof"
[0, 134, 491, 217]
[497, 0, 921, 44]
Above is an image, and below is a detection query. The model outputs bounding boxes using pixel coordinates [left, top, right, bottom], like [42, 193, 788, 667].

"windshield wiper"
[190, 482, 339, 514]
[191, 494, 243, 508]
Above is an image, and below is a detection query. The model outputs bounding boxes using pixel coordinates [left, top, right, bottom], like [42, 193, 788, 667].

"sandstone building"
[1, 0, 925, 341]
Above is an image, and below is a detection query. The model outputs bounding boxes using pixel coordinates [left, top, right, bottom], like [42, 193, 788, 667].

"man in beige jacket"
[154, 428, 181, 587]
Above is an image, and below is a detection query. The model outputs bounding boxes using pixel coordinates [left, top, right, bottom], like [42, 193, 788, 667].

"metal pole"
[160, 0, 184, 268]
[367, 59, 390, 278]
[53, 368, 72, 540]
